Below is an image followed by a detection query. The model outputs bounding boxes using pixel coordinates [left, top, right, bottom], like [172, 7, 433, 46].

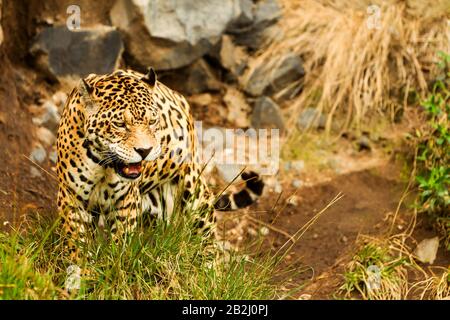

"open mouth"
[114, 161, 143, 180]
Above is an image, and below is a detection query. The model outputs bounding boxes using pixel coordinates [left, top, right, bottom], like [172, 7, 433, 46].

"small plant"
[414, 51, 450, 250]
[339, 236, 413, 300]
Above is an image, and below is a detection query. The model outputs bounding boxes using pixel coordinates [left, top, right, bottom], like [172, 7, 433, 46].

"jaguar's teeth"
[123, 167, 130, 175]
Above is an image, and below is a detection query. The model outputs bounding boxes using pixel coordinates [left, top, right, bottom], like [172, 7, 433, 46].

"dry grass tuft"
[412, 268, 450, 300]
[250, 0, 450, 133]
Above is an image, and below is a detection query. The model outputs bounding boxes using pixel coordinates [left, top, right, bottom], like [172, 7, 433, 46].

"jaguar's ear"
[141, 67, 157, 87]
[78, 78, 96, 112]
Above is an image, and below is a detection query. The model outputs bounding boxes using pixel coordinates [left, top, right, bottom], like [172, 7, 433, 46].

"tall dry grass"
[249, 0, 450, 133]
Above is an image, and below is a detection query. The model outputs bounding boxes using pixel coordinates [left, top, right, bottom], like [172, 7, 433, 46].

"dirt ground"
[240, 159, 449, 299]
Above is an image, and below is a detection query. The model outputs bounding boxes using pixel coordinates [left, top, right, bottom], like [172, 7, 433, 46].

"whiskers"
[98, 151, 120, 167]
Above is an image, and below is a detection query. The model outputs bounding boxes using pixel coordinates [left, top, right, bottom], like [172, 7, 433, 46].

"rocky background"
[0, 0, 308, 220]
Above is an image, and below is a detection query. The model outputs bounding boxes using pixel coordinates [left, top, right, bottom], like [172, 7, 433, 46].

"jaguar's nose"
[134, 147, 151, 160]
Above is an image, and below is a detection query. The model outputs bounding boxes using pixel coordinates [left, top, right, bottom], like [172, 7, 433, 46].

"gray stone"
[254, 0, 281, 24]
[357, 135, 372, 152]
[30, 167, 43, 178]
[414, 237, 439, 264]
[36, 126, 56, 147]
[30, 144, 47, 164]
[232, 0, 281, 49]
[51, 91, 68, 112]
[292, 179, 303, 188]
[251, 96, 285, 132]
[297, 108, 326, 131]
[233, 23, 280, 51]
[184, 59, 222, 95]
[242, 53, 304, 97]
[30, 25, 123, 79]
[31, 100, 60, 132]
[227, 0, 254, 33]
[111, 0, 246, 70]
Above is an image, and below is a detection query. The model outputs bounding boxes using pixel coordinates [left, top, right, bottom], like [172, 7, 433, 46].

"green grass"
[0, 210, 284, 300]
[412, 51, 450, 250]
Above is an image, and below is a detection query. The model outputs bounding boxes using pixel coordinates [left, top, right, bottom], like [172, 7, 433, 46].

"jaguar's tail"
[214, 171, 264, 211]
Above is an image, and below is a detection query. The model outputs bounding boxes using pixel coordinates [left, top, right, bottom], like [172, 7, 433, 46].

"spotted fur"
[56, 68, 264, 251]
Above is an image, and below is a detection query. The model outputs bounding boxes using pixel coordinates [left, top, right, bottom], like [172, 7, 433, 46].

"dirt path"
[248, 163, 405, 297]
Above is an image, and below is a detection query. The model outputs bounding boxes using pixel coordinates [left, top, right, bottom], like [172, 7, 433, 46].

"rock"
[251, 96, 285, 132]
[233, 23, 281, 51]
[30, 25, 123, 80]
[30, 167, 43, 178]
[414, 237, 439, 264]
[287, 195, 299, 206]
[36, 126, 56, 147]
[51, 91, 68, 111]
[357, 135, 372, 152]
[227, 0, 254, 32]
[30, 144, 47, 164]
[297, 108, 326, 131]
[184, 59, 222, 95]
[292, 179, 303, 188]
[247, 227, 258, 236]
[232, 0, 282, 50]
[111, 0, 246, 70]
[30, 100, 60, 132]
[253, 0, 281, 26]
[223, 87, 251, 127]
[219, 35, 248, 78]
[242, 53, 304, 97]
[259, 226, 269, 236]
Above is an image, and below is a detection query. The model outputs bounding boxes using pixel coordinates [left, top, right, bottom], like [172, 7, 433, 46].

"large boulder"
[30, 25, 123, 80]
[226, 0, 254, 33]
[184, 59, 222, 95]
[231, 0, 281, 50]
[110, 0, 249, 70]
[241, 53, 305, 97]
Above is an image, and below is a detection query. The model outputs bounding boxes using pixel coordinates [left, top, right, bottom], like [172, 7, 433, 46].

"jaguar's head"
[80, 68, 162, 180]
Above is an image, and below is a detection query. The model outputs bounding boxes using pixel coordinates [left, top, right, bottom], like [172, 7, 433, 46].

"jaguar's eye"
[149, 119, 157, 126]
[114, 121, 126, 128]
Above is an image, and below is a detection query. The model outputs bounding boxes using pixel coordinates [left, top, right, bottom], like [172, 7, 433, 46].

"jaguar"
[56, 68, 264, 253]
